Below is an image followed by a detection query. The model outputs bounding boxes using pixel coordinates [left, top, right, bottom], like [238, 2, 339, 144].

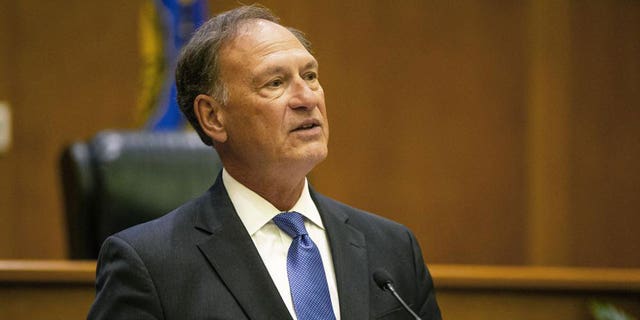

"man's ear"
[194, 94, 228, 143]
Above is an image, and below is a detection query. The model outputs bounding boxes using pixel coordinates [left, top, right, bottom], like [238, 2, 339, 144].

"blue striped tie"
[273, 211, 336, 320]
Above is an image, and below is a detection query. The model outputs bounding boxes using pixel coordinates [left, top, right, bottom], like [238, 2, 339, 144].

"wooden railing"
[431, 264, 640, 291]
[1, 261, 639, 319]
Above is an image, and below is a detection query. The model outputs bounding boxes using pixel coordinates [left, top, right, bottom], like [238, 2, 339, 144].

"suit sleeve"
[87, 236, 164, 320]
[407, 229, 442, 320]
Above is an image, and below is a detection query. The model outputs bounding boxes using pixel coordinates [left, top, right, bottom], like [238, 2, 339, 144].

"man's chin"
[286, 146, 328, 169]
[306, 144, 328, 162]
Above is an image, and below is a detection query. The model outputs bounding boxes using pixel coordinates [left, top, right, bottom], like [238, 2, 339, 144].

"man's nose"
[288, 78, 319, 110]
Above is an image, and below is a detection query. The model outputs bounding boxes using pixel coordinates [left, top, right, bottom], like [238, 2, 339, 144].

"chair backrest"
[60, 130, 222, 259]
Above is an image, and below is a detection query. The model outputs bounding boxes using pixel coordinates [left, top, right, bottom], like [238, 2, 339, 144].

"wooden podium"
[1, 260, 639, 319]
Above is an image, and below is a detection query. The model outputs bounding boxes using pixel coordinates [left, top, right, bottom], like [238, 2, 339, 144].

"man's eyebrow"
[304, 60, 318, 69]
[252, 60, 319, 84]
[251, 66, 283, 87]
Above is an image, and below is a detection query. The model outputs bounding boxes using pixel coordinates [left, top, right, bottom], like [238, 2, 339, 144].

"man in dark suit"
[88, 5, 441, 320]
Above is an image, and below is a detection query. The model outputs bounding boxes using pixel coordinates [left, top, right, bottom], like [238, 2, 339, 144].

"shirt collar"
[222, 168, 325, 236]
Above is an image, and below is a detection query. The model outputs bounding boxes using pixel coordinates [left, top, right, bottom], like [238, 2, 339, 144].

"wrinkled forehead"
[218, 19, 313, 78]
[226, 19, 307, 56]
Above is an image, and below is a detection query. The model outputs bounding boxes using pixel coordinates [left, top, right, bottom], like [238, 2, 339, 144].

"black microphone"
[373, 269, 422, 320]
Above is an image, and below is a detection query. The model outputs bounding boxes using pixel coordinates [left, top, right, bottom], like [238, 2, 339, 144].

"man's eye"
[304, 72, 318, 81]
[267, 79, 283, 87]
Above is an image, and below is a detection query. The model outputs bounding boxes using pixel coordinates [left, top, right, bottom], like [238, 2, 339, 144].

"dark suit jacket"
[88, 175, 441, 319]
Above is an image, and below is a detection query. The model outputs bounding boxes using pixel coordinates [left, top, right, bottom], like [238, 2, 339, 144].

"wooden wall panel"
[568, 0, 640, 267]
[525, 0, 573, 266]
[0, 0, 14, 257]
[0, 0, 9, 99]
[0, 0, 637, 267]
[0, 0, 140, 258]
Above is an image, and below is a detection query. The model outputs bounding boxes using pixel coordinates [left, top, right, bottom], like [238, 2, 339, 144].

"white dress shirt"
[222, 169, 341, 320]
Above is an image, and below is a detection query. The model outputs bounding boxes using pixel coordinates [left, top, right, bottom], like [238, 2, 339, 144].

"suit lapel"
[194, 176, 292, 320]
[312, 189, 370, 319]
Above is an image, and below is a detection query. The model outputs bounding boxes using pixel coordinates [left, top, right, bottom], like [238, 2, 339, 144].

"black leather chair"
[60, 130, 222, 259]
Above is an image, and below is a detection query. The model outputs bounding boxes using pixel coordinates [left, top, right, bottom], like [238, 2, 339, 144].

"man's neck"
[224, 166, 307, 211]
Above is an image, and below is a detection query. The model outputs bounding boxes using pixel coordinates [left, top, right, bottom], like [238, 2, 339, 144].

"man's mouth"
[292, 122, 320, 131]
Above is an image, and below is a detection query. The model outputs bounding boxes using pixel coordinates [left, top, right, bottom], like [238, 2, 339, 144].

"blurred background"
[0, 0, 638, 268]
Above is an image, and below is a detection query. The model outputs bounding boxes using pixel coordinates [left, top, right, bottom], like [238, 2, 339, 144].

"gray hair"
[176, 5, 312, 146]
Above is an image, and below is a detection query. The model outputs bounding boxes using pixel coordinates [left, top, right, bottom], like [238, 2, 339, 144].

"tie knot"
[273, 211, 307, 238]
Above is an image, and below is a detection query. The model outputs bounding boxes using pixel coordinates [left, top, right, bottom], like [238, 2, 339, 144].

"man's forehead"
[236, 19, 281, 37]
[225, 19, 306, 56]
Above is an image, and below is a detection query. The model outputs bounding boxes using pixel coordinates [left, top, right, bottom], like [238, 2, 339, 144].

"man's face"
[216, 20, 329, 173]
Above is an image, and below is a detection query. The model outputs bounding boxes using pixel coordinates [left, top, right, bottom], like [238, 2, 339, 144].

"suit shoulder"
[313, 191, 409, 232]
